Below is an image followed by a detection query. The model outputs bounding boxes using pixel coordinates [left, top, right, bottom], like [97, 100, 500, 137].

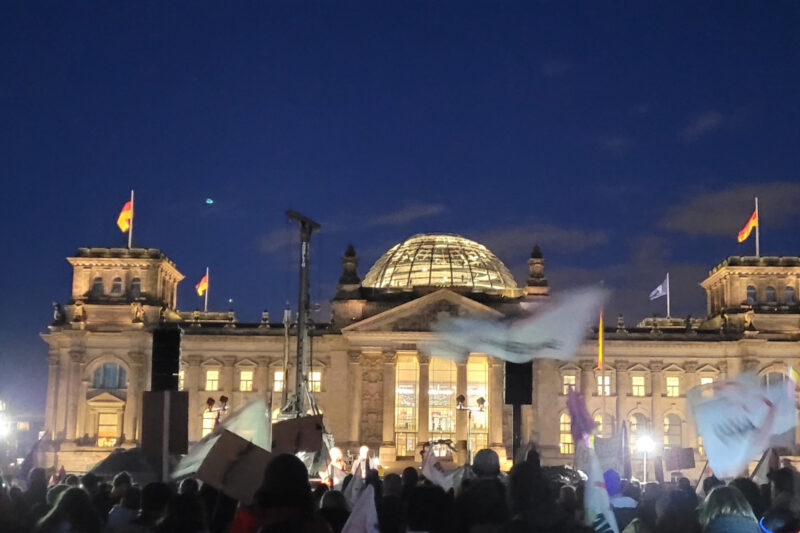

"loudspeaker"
[151, 326, 182, 392]
[504, 361, 533, 405]
[141, 390, 189, 459]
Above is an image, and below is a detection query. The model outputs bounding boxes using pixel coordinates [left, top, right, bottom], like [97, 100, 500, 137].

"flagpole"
[599, 311, 606, 439]
[666, 273, 671, 318]
[755, 197, 760, 257]
[204, 267, 209, 313]
[128, 189, 134, 249]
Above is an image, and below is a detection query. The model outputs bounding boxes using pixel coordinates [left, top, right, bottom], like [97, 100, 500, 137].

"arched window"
[746, 285, 756, 304]
[663, 414, 682, 449]
[761, 372, 786, 391]
[130, 278, 141, 298]
[111, 277, 123, 295]
[629, 413, 649, 452]
[766, 286, 777, 303]
[201, 409, 217, 438]
[594, 413, 615, 438]
[91, 277, 104, 297]
[395, 355, 419, 458]
[786, 286, 795, 304]
[93, 363, 127, 389]
[429, 358, 456, 457]
[560, 413, 573, 454]
[467, 355, 489, 453]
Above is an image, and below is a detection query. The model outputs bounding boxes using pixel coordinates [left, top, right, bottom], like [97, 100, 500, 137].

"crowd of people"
[2, 448, 800, 533]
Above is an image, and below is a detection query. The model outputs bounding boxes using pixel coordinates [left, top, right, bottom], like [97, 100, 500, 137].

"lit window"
[97, 413, 118, 447]
[205, 370, 219, 391]
[746, 285, 756, 304]
[395, 355, 419, 457]
[240, 370, 254, 392]
[631, 376, 645, 397]
[131, 278, 141, 298]
[92, 277, 104, 297]
[597, 375, 610, 396]
[593, 413, 613, 437]
[467, 356, 489, 453]
[111, 277, 122, 295]
[93, 363, 127, 389]
[698, 436, 705, 456]
[666, 376, 680, 397]
[559, 413, 573, 454]
[766, 286, 777, 303]
[700, 376, 714, 386]
[786, 286, 796, 304]
[761, 372, 786, 391]
[629, 413, 649, 453]
[562, 375, 576, 395]
[309, 370, 321, 393]
[201, 410, 217, 438]
[664, 414, 682, 449]
[17, 421, 29, 431]
[429, 358, 456, 456]
[178, 370, 185, 391]
[273, 371, 284, 392]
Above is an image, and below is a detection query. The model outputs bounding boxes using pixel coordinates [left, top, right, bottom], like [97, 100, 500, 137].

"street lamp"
[637, 435, 655, 482]
[456, 394, 486, 465]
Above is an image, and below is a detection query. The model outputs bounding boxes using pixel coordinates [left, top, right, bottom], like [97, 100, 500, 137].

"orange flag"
[117, 201, 133, 232]
[737, 209, 758, 242]
[195, 274, 209, 296]
[597, 312, 604, 370]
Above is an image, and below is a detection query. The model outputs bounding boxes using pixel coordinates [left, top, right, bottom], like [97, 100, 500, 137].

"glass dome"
[362, 234, 519, 294]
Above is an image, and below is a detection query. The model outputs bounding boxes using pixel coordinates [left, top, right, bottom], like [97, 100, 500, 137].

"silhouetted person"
[36, 487, 102, 533]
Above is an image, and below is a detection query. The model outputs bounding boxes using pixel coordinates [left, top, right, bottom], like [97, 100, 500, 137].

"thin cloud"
[661, 182, 800, 236]
[682, 110, 724, 141]
[367, 203, 447, 227]
[475, 224, 609, 257]
[600, 135, 634, 155]
[259, 227, 297, 253]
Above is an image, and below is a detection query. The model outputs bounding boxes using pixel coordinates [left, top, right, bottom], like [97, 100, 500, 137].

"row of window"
[558, 412, 686, 455]
[745, 285, 795, 304]
[179, 369, 322, 393]
[91, 276, 142, 297]
[561, 374, 714, 396]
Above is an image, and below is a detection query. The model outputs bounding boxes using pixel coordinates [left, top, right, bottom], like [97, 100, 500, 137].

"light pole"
[637, 435, 655, 482]
[456, 394, 485, 465]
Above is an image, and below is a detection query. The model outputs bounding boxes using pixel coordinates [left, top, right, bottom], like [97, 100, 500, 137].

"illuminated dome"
[362, 234, 519, 295]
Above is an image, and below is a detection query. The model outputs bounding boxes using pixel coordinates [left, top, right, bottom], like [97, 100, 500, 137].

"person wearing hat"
[604, 469, 638, 531]
[455, 449, 509, 533]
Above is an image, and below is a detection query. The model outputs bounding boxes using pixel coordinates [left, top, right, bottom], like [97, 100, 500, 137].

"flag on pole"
[738, 209, 758, 243]
[116, 201, 133, 232]
[420, 446, 456, 492]
[597, 312, 604, 371]
[195, 274, 209, 296]
[649, 277, 668, 301]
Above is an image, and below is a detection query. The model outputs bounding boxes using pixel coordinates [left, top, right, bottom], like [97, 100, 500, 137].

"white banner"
[576, 439, 620, 533]
[688, 372, 797, 478]
[422, 287, 608, 364]
[420, 448, 456, 492]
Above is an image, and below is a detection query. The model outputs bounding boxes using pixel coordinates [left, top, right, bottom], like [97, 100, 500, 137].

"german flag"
[117, 201, 133, 232]
[737, 209, 758, 243]
[597, 312, 603, 371]
[195, 274, 209, 296]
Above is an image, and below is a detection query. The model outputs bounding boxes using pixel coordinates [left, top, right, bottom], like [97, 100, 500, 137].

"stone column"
[256, 356, 270, 394]
[580, 360, 594, 398]
[456, 359, 468, 463]
[417, 354, 430, 447]
[488, 357, 504, 451]
[125, 352, 143, 442]
[222, 356, 236, 396]
[348, 351, 362, 446]
[380, 351, 397, 464]
[684, 361, 699, 448]
[45, 352, 60, 439]
[615, 360, 630, 433]
[650, 361, 664, 453]
[54, 352, 70, 440]
[65, 351, 83, 441]
[75, 377, 90, 440]
[185, 356, 203, 441]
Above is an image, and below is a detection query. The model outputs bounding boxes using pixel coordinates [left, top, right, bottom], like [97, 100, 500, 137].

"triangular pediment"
[342, 289, 504, 333]
[697, 364, 720, 374]
[86, 390, 126, 407]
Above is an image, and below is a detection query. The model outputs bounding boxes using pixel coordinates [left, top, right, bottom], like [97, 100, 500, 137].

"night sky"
[2, 2, 799, 415]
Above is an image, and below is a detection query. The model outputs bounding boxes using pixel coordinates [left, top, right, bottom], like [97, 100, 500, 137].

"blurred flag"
[649, 277, 668, 300]
[575, 440, 620, 533]
[341, 484, 380, 533]
[567, 388, 596, 443]
[195, 274, 209, 296]
[117, 201, 133, 232]
[421, 446, 456, 492]
[423, 287, 608, 364]
[738, 209, 758, 242]
[597, 312, 604, 370]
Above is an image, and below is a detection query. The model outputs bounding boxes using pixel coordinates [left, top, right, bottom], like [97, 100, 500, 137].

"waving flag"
[117, 201, 133, 232]
[421, 447, 456, 492]
[195, 274, 209, 296]
[738, 209, 758, 242]
[422, 287, 608, 364]
[649, 277, 668, 300]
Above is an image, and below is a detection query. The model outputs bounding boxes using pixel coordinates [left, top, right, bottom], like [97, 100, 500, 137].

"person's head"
[383, 473, 402, 498]
[358, 446, 369, 460]
[39, 487, 101, 533]
[112, 471, 132, 490]
[121, 486, 141, 510]
[507, 458, 555, 514]
[603, 469, 622, 497]
[472, 449, 500, 478]
[320, 490, 348, 511]
[257, 453, 313, 514]
[677, 477, 692, 492]
[729, 478, 763, 519]
[655, 490, 700, 533]
[313, 483, 329, 505]
[63, 474, 79, 487]
[558, 485, 577, 509]
[46, 483, 70, 506]
[703, 475, 724, 497]
[80, 472, 100, 494]
[699, 485, 756, 530]
[140, 482, 171, 515]
[28, 467, 47, 487]
[178, 478, 199, 496]
[761, 506, 800, 533]
[329, 447, 343, 463]
[401, 467, 419, 489]
[407, 485, 451, 533]
[769, 467, 795, 496]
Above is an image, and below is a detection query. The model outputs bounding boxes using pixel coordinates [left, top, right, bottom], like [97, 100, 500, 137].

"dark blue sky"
[2, 2, 800, 414]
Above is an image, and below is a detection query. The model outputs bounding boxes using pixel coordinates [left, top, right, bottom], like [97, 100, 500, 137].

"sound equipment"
[141, 390, 189, 478]
[151, 326, 182, 391]
[504, 361, 533, 405]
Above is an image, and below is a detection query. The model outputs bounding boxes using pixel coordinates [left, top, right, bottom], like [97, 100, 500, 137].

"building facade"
[41, 235, 800, 474]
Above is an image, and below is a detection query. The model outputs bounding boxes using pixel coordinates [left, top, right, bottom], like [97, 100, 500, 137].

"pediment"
[663, 363, 685, 373]
[628, 363, 650, 373]
[235, 358, 257, 368]
[696, 364, 720, 374]
[86, 390, 126, 407]
[559, 362, 581, 372]
[342, 289, 503, 333]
